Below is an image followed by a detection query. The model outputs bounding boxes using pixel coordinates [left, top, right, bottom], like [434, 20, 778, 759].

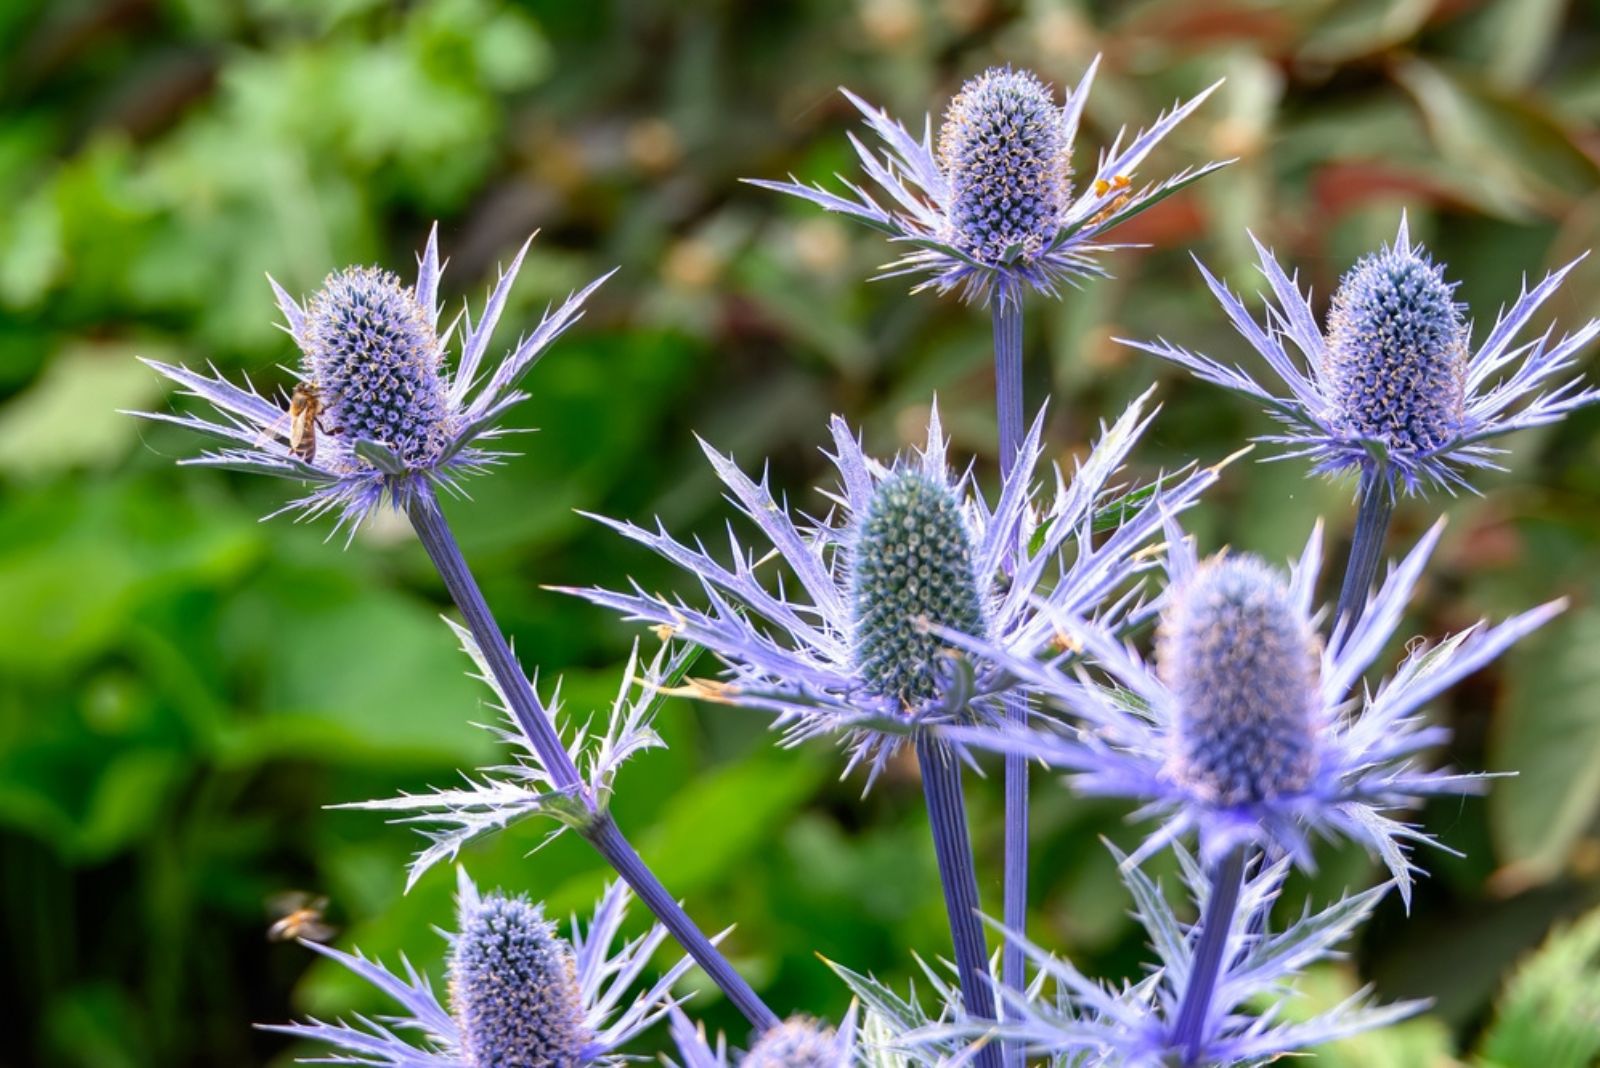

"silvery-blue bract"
[1126, 217, 1600, 494]
[948, 519, 1562, 904]
[558, 392, 1219, 786]
[749, 62, 1225, 307]
[965, 845, 1425, 1066]
[263, 871, 698, 1065]
[133, 226, 612, 531]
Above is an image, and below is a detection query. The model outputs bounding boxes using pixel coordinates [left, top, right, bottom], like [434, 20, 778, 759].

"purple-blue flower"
[965, 846, 1425, 1066]
[132, 226, 612, 531]
[263, 870, 699, 1066]
[667, 1005, 859, 1068]
[557, 392, 1218, 786]
[950, 518, 1563, 904]
[1125, 216, 1600, 495]
[748, 63, 1225, 307]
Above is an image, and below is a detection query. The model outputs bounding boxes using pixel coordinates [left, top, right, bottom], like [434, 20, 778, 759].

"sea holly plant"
[948, 518, 1562, 904]
[132, 228, 778, 1032]
[750, 62, 1226, 1019]
[340, 625, 700, 891]
[1125, 216, 1600, 622]
[262, 870, 705, 1066]
[922, 845, 1425, 1066]
[666, 1004, 861, 1068]
[558, 390, 1223, 1062]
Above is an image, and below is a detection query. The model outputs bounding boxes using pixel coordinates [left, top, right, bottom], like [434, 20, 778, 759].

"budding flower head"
[1323, 239, 1468, 458]
[938, 67, 1072, 269]
[743, 1016, 844, 1068]
[303, 265, 452, 471]
[850, 470, 986, 707]
[450, 887, 592, 1068]
[1158, 554, 1320, 806]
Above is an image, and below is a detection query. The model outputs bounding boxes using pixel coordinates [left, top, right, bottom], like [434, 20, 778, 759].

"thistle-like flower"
[557, 391, 1218, 786]
[749, 63, 1224, 306]
[131, 226, 613, 530]
[1125, 216, 1600, 494]
[338, 623, 697, 889]
[264, 870, 698, 1066]
[950, 519, 1562, 903]
[667, 1005, 860, 1068]
[962, 846, 1425, 1066]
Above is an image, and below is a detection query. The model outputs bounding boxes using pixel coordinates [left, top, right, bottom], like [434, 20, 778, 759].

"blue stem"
[587, 814, 780, 1035]
[405, 487, 778, 1034]
[991, 299, 1029, 1067]
[916, 734, 1002, 1068]
[1333, 464, 1396, 629]
[1172, 849, 1246, 1065]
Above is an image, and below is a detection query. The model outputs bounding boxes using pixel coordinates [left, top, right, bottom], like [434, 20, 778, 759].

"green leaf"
[1489, 608, 1600, 888]
[1475, 905, 1600, 1068]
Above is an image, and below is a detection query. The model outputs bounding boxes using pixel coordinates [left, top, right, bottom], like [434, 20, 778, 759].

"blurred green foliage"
[2, 1, 1599, 1065]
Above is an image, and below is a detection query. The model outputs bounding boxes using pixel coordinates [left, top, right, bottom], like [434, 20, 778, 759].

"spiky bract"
[1125, 216, 1600, 495]
[560, 391, 1219, 786]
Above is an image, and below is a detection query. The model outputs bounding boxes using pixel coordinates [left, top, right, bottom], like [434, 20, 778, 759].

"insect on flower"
[130, 226, 614, 533]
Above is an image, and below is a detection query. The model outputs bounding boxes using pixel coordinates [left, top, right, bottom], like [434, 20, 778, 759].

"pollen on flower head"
[302, 266, 451, 470]
[1158, 555, 1320, 806]
[743, 1016, 842, 1068]
[850, 471, 986, 707]
[449, 889, 592, 1068]
[937, 67, 1071, 269]
[1323, 241, 1468, 456]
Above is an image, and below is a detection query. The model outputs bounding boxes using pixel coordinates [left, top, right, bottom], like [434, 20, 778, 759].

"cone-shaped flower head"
[1323, 242, 1467, 455]
[131, 226, 612, 531]
[561, 392, 1221, 786]
[667, 1006, 859, 1068]
[749, 61, 1223, 306]
[303, 266, 453, 471]
[938, 68, 1072, 270]
[1126, 216, 1600, 494]
[261, 873, 696, 1066]
[949, 519, 1564, 904]
[450, 889, 591, 1067]
[1159, 555, 1320, 806]
[743, 1016, 844, 1068]
[851, 471, 987, 707]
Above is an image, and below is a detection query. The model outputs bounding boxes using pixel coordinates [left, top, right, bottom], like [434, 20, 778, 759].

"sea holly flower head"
[667, 1005, 860, 1068]
[748, 61, 1225, 306]
[951, 519, 1563, 904]
[339, 623, 697, 890]
[952, 845, 1425, 1066]
[262, 870, 699, 1066]
[1125, 216, 1600, 494]
[558, 390, 1220, 787]
[131, 226, 613, 531]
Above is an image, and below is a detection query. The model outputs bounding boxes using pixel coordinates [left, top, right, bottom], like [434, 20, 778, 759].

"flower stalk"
[915, 734, 1001, 1068]
[992, 298, 1029, 1067]
[1172, 848, 1247, 1065]
[1334, 463, 1396, 628]
[404, 486, 778, 1034]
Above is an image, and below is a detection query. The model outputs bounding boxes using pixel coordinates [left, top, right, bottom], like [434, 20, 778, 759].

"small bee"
[285, 382, 326, 463]
[257, 382, 331, 463]
[266, 891, 337, 943]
